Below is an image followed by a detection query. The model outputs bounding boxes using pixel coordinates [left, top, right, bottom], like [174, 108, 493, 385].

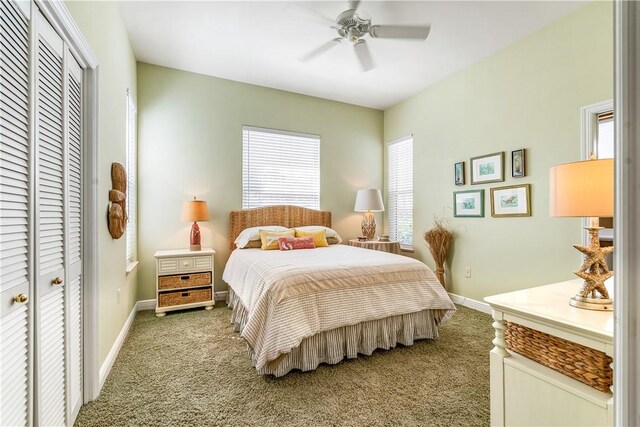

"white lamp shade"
[354, 189, 385, 212]
[549, 158, 614, 217]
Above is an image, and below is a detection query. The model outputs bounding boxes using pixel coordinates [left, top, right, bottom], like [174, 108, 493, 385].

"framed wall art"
[454, 161, 465, 186]
[512, 148, 526, 178]
[470, 152, 504, 184]
[490, 184, 531, 217]
[454, 189, 484, 217]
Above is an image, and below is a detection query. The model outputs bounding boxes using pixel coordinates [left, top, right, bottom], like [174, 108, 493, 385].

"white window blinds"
[388, 136, 413, 250]
[242, 126, 320, 209]
[125, 90, 137, 264]
[596, 112, 614, 159]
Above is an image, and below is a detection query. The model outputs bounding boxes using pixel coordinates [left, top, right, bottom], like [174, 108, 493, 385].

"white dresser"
[485, 279, 613, 427]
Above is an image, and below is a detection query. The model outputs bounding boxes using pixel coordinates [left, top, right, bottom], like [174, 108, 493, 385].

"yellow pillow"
[295, 229, 328, 247]
[259, 229, 295, 250]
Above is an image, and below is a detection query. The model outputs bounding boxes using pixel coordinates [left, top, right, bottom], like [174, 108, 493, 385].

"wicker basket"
[158, 288, 212, 308]
[505, 321, 612, 393]
[159, 272, 211, 290]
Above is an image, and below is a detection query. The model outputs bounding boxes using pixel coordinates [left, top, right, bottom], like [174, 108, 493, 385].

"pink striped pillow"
[278, 236, 316, 251]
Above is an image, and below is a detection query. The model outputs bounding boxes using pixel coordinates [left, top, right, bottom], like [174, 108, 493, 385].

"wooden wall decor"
[108, 162, 128, 239]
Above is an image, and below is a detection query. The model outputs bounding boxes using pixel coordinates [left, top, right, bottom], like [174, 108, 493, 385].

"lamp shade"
[549, 158, 613, 217]
[182, 199, 210, 222]
[354, 189, 385, 212]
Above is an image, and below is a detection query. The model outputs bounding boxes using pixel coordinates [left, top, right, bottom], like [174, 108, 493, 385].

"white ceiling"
[120, 1, 586, 110]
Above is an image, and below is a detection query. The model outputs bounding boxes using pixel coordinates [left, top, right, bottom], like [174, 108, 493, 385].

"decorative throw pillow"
[295, 229, 329, 247]
[235, 225, 289, 248]
[260, 229, 295, 250]
[278, 236, 316, 251]
[294, 226, 343, 244]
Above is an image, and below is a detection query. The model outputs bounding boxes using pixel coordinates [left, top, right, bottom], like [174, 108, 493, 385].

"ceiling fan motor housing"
[336, 9, 371, 43]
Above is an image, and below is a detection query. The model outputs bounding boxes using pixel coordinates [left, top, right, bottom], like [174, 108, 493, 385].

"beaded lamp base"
[361, 212, 376, 240]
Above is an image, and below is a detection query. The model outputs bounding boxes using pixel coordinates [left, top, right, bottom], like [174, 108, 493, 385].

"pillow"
[294, 226, 342, 244]
[242, 239, 263, 249]
[326, 237, 340, 245]
[278, 236, 316, 251]
[260, 229, 295, 250]
[295, 229, 328, 247]
[235, 225, 289, 248]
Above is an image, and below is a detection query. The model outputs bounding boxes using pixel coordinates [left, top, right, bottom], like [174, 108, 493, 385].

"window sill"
[126, 261, 139, 275]
[400, 247, 414, 254]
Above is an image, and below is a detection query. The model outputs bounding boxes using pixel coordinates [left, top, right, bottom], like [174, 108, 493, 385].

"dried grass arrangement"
[424, 218, 453, 287]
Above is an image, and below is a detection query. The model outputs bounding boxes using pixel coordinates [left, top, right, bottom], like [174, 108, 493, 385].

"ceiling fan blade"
[370, 25, 431, 40]
[349, 0, 361, 11]
[354, 40, 374, 72]
[301, 38, 342, 62]
[287, 3, 336, 27]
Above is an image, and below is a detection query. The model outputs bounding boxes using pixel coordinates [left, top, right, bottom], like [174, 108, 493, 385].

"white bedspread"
[222, 244, 456, 370]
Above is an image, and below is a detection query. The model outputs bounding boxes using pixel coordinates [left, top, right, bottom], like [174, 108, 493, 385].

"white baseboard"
[99, 299, 157, 391]
[99, 302, 137, 390]
[448, 292, 492, 314]
[214, 290, 228, 302]
[136, 299, 156, 311]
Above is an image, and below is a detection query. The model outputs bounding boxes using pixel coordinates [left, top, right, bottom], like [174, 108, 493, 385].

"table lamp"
[549, 155, 614, 311]
[354, 189, 385, 240]
[182, 198, 210, 251]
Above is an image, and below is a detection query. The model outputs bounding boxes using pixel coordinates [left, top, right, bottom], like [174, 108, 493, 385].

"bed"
[222, 205, 456, 376]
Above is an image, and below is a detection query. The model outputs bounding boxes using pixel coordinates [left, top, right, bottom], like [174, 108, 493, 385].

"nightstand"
[347, 239, 401, 254]
[485, 279, 613, 426]
[154, 248, 215, 317]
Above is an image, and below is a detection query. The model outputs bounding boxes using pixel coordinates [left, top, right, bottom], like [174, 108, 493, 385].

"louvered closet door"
[66, 53, 83, 422]
[0, 1, 32, 426]
[35, 11, 66, 427]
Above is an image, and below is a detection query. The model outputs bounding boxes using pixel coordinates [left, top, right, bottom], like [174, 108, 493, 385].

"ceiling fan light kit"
[301, 0, 431, 72]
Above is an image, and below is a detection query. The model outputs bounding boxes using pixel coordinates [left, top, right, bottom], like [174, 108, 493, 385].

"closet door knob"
[14, 294, 28, 304]
[52, 277, 63, 286]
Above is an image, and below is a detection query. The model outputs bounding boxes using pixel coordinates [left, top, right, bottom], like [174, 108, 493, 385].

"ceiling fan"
[299, 0, 431, 72]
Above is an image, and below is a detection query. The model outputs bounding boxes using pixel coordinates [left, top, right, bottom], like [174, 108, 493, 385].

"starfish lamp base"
[570, 225, 614, 311]
[570, 295, 613, 311]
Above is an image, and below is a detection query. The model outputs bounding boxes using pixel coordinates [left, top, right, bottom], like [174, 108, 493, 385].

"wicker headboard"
[229, 205, 332, 249]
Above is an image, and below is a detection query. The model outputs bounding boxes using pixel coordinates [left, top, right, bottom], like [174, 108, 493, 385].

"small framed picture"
[490, 184, 531, 217]
[470, 152, 505, 184]
[454, 161, 465, 186]
[454, 189, 484, 217]
[511, 149, 526, 178]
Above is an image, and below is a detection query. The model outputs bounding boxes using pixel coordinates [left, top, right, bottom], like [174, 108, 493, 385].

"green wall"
[65, 0, 612, 372]
[383, 1, 613, 301]
[137, 63, 384, 300]
[66, 2, 138, 368]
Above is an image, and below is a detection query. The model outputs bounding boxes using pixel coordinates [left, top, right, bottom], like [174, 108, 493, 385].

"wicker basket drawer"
[158, 272, 211, 290]
[158, 288, 212, 308]
[505, 321, 613, 393]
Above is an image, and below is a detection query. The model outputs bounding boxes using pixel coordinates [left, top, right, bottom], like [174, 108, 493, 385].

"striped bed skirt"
[227, 288, 440, 377]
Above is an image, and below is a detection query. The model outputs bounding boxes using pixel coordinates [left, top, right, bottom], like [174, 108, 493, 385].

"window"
[387, 136, 413, 250]
[125, 90, 137, 268]
[580, 101, 614, 248]
[596, 111, 614, 159]
[242, 126, 320, 209]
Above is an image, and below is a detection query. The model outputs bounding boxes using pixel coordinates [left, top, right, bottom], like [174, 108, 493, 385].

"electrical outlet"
[117, 288, 121, 304]
[464, 267, 472, 278]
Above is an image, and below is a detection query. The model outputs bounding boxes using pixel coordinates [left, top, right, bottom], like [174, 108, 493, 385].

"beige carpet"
[75, 303, 492, 427]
